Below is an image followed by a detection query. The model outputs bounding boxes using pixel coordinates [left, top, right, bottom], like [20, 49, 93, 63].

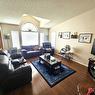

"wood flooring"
[6, 55, 95, 95]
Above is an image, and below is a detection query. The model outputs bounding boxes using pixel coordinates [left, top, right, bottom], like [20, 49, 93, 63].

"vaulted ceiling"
[0, 0, 95, 28]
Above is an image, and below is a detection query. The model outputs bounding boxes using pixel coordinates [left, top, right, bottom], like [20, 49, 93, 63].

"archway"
[21, 22, 39, 46]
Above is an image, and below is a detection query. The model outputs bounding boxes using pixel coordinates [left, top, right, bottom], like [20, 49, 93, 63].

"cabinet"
[88, 58, 95, 79]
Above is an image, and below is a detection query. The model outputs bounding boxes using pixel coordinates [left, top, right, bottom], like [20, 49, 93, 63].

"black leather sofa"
[0, 50, 32, 93]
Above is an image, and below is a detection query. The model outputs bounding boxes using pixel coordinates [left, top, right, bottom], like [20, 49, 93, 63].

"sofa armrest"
[0, 66, 32, 91]
[21, 49, 27, 52]
[21, 49, 28, 58]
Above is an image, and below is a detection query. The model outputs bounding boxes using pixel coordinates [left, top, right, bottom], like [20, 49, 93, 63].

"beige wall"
[20, 15, 40, 27]
[0, 23, 49, 49]
[49, 8, 95, 66]
[0, 23, 20, 49]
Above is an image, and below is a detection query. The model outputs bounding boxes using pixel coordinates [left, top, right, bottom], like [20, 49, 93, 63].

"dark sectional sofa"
[21, 45, 42, 59]
[0, 50, 32, 93]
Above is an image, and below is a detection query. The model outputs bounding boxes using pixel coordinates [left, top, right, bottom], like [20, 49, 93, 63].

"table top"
[39, 55, 61, 65]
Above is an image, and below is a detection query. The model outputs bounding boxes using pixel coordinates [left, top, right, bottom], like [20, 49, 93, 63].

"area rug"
[32, 60, 76, 87]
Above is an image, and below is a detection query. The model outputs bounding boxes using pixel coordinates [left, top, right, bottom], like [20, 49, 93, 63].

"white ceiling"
[0, 0, 95, 28]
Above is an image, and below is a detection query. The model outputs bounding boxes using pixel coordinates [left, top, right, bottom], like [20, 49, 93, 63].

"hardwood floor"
[6, 55, 95, 95]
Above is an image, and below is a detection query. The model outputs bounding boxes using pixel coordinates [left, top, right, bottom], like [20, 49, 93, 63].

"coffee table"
[39, 55, 61, 75]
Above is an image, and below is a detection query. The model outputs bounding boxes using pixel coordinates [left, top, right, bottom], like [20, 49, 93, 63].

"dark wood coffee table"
[39, 55, 61, 75]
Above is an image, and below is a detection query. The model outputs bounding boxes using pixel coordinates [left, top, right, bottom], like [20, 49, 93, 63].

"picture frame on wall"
[62, 32, 70, 39]
[78, 33, 92, 43]
[58, 32, 62, 38]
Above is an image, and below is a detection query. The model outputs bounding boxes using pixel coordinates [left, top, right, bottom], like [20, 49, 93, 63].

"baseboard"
[55, 53, 88, 67]
[72, 59, 88, 67]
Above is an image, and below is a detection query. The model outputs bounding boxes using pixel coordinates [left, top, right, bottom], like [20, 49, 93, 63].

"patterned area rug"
[32, 60, 76, 87]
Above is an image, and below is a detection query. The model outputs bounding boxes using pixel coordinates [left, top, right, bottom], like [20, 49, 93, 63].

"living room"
[0, 0, 95, 95]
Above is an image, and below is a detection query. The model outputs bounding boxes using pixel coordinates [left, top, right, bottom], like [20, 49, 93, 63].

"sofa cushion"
[27, 50, 40, 54]
[21, 45, 34, 51]
[21, 45, 41, 59]
[32, 45, 40, 51]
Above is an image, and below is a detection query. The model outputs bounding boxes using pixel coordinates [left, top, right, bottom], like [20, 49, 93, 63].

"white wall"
[49, 8, 95, 66]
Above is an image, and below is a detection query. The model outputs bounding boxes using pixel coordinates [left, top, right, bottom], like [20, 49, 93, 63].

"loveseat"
[21, 45, 42, 59]
[0, 50, 32, 93]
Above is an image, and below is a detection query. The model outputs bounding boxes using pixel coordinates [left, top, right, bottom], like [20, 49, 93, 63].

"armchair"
[41, 42, 54, 55]
[60, 45, 73, 60]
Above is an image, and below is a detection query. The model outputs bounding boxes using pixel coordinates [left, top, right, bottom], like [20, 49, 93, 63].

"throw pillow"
[33, 45, 40, 51]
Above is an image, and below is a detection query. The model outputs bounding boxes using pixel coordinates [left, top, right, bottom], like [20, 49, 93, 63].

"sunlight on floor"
[30, 64, 38, 77]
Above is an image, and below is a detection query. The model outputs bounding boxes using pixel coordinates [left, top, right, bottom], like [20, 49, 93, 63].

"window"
[21, 23, 38, 32]
[11, 31, 20, 49]
[21, 32, 38, 45]
[40, 32, 44, 46]
[21, 23, 38, 46]
[51, 32, 56, 47]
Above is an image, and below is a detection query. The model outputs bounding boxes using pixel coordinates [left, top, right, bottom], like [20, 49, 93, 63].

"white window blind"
[51, 32, 56, 47]
[11, 31, 20, 49]
[40, 32, 44, 46]
[21, 32, 38, 46]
